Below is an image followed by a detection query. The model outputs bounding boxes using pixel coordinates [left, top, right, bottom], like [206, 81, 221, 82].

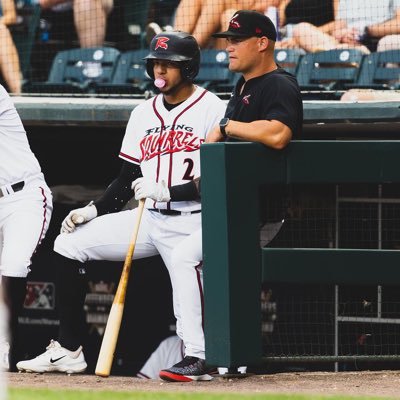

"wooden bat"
[95, 199, 145, 377]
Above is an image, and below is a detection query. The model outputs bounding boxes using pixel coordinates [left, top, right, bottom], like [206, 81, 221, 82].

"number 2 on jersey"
[182, 158, 194, 180]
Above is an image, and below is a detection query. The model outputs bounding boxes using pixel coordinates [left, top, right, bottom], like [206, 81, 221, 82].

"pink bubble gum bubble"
[154, 78, 166, 88]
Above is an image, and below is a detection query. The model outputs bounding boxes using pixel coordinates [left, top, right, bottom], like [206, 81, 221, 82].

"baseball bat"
[95, 199, 145, 377]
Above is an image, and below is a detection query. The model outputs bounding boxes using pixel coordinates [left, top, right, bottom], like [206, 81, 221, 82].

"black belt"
[149, 208, 201, 216]
[0, 181, 25, 198]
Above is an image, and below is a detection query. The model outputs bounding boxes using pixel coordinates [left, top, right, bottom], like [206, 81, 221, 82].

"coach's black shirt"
[224, 67, 303, 226]
[225, 67, 303, 140]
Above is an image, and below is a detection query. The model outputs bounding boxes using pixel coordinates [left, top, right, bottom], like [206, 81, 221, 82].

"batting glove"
[61, 201, 98, 234]
[131, 178, 171, 202]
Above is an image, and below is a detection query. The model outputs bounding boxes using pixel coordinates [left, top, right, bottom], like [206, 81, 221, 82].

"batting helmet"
[144, 31, 200, 81]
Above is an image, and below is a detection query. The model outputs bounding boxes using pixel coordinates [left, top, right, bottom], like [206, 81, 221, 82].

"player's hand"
[131, 178, 171, 202]
[205, 125, 225, 143]
[60, 202, 98, 234]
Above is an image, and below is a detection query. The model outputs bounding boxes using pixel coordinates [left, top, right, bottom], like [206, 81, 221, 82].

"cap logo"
[155, 37, 170, 50]
[229, 15, 241, 29]
[255, 27, 262, 34]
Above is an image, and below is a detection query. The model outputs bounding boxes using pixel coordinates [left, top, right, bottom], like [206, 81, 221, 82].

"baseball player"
[17, 31, 226, 381]
[0, 84, 53, 371]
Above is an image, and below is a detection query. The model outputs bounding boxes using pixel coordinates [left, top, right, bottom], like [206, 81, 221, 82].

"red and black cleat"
[159, 356, 214, 382]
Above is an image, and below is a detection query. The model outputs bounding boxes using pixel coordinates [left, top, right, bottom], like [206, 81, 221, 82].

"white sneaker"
[0, 342, 9, 371]
[16, 339, 87, 374]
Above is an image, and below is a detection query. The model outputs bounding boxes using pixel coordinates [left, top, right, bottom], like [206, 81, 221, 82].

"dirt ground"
[6, 370, 400, 398]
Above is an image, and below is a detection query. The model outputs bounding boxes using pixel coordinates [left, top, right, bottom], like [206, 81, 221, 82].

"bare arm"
[206, 119, 292, 150]
[366, 9, 400, 37]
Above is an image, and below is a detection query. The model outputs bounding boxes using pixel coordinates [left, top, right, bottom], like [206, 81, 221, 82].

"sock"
[1, 276, 27, 371]
[54, 252, 88, 351]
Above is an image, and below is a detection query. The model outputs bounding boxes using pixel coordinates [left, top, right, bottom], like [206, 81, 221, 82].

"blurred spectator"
[146, 0, 281, 48]
[38, 0, 113, 47]
[275, 0, 335, 49]
[0, 0, 22, 93]
[288, 0, 400, 53]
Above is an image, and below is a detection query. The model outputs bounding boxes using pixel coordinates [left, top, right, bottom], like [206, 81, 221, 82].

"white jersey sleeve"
[0, 85, 44, 186]
[119, 103, 148, 165]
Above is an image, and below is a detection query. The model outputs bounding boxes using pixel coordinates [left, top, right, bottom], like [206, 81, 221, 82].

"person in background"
[287, 0, 400, 53]
[147, 0, 281, 49]
[275, 0, 335, 49]
[37, 0, 113, 47]
[0, 0, 22, 93]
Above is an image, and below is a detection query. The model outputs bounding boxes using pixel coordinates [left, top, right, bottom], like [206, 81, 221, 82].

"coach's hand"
[205, 124, 225, 143]
[61, 202, 98, 234]
[132, 178, 171, 202]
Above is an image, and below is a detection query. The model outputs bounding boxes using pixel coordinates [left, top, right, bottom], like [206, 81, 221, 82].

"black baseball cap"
[212, 10, 277, 41]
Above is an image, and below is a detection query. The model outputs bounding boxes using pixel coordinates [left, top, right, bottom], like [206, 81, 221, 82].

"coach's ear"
[258, 36, 270, 52]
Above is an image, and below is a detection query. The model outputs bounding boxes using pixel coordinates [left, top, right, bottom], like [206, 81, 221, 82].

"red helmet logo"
[155, 37, 170, 50]
[229, 16, 241, 29]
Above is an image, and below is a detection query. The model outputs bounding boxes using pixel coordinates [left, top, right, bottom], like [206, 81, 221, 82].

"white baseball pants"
[0, 177, 52, 278]
[54, 208, 204, 358]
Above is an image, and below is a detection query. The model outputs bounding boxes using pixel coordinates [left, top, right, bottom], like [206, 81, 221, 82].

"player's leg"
[73, 0, 113, 47]
[148, 211, 201, 340]
[158, 228, 213, 381]
[189, 0, 227, 48]
[173, 0, 203, 34]
[0, 188, 52, 371]
[17, 207, 157, 373]
[170, 228, 204, 360]
[149, 214, 212, 381]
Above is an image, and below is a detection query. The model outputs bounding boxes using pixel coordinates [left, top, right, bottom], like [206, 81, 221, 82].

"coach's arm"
[205, 119, 293, 150]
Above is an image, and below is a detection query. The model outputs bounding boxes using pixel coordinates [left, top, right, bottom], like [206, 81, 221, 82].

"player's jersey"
[0, 85, 43, 186]
[119, 86, 226, 212]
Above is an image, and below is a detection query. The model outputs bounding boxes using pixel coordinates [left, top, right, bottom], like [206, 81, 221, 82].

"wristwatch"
[219, 117, 230, 138]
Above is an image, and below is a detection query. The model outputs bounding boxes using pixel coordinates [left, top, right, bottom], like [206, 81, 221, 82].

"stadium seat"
[296, 49, 365, 96]
[195, 49, 235, 93]
[95, 49, 152, 95]
[10, 3, 41, 81]
[24, 47, 121, 94]
[274, 48, 305, 76]
[347, 50, 400, 90]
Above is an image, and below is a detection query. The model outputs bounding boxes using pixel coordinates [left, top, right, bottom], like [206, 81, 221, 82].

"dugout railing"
[200, 141, 400, 369]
